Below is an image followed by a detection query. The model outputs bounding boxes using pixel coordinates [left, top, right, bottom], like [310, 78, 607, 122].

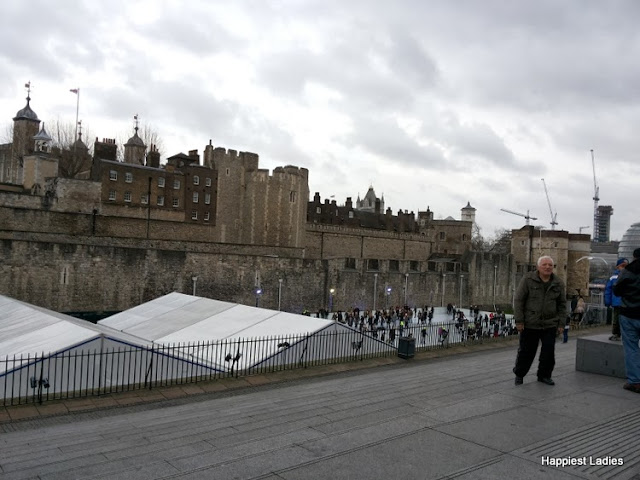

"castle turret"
[7, 84, 41, 184]
[33, 123, 52, 153]
[123, 116, 146, 165]
[461, 201, 476, 224]
[23, 122, 58, 192]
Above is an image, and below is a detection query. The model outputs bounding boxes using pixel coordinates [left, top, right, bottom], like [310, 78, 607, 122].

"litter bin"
[398, 336, 415, 359]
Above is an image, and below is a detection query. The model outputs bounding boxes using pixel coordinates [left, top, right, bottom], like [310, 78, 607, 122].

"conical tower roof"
[13, 96, 39, 122]
[33, 122, 52, 142]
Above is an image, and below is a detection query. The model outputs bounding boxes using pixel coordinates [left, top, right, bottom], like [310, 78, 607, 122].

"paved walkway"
[1, 327, 638, 480]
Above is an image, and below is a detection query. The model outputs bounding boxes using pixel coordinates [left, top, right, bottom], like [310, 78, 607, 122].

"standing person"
[605, 258, 629, 341]
[613, 248, 640, 394]
[513, 256, 566, 386]
[574, 296, 586, 324]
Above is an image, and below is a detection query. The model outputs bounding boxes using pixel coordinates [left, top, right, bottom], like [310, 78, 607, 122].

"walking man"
[513, 256, 566, 386]
[613, 248, 640, 393]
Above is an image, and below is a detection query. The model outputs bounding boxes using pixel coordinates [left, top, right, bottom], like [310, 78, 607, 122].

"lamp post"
[404, 273, 409, 306]
[329, 288, 335, 313]
[385, 286, 392, 309]
[459, 274, 463, 309]
[191, 276, 198, 296]
[373, 273, 378, 311]
[278, 278, 283, 311]
[255, 287, 263, 307]
[441, 274, 446, 307]
[493, 265, 498, 311]
[576, 256, 608, 305]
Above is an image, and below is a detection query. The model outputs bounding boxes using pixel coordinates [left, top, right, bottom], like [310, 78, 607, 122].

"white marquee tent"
[99, 292, 390, 373]
[0, 293, 395, 403]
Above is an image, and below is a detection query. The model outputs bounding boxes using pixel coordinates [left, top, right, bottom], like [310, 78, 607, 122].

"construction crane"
[541, 178, 558, 230]
[591, 149, 600, 242]
[500, 208, 537, 226]
[579, 226, 590, 234]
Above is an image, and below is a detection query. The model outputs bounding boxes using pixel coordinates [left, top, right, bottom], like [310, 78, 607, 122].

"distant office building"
[594, 205, 613, 242]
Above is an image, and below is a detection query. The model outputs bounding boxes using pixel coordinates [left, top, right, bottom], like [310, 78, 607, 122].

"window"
[226, 168, 230, 176]
[174, 179, 180, 189]
[345, 258, 357, 270]
[158, 177, 165, 188]
[204, 193, 211, 205]
[389, 260, 399, 271]
[367, 259, 380, 271]
[410, 261, 419, 271]
[125, 172, 133, 183]
[172, 198, 179, 208]
[141, 194, 148, 204]
[439, 232, 446, 240]
[521, 240, 526, 246]
[193, 192, 199, 203]
[205, 177, 212, 187]
[204, 212, 210, 221]
[427, 261, 437, 272]
[124, 191, 132, 202]
[60, 266, 69, 285]
[109, 170, 117, 181]
[157, 195, 165, 206]
[191, 210, 198, 220]
[108, 190, 116, 201]
[193, 175, 200, 185]
[316, 207, 321, 214]
[462, 234, 467, 241]
[349, 211, 354, 218]
[290, 191, 296, 202]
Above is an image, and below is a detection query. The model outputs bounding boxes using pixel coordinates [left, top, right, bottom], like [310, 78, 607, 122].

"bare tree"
[471, 223, 487, 251]
[49, 118, 94, 179]
[472, 225, 512, 253]
[0, 122, 13, 145]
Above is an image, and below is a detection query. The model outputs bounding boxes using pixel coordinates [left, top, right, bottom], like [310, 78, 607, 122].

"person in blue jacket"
[605, 258, 629, 341]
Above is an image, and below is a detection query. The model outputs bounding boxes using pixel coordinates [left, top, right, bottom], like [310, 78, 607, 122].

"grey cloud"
[136, 6, 244, 56]
[345, 113, 447, 170]
[0, 0, 107, 79]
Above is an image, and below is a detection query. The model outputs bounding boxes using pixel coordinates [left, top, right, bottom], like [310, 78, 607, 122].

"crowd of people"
[309, 303, 517, 348]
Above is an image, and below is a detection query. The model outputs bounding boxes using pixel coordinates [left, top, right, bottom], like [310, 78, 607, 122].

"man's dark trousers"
[514, 327, 557, 378]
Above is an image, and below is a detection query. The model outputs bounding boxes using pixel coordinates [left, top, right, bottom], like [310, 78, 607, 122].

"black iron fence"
[1, 321, 518, 407]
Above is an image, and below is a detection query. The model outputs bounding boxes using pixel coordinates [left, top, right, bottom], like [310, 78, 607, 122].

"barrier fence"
[1, 314, 604, 407]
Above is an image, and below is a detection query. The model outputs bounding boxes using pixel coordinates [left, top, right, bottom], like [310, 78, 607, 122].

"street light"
[459, 274, 464, 309]
[329, 287, 335, 313]
[576, 256, 608, 265]
[404, 273, 409, 306]
[493, 265, 498, 311]
[373, 273, 378, 311]
[385, 286, 392, 309]
[191, 276, 198, 296]
[441, 274, 446, 307]
[576, 256, 608, 304]
[255, 287, 263, 307]
[278, 278, 283, 311]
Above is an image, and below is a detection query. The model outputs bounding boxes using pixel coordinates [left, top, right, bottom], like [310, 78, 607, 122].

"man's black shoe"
[537, 377, 555, 386]
[515, 376, 523, 385]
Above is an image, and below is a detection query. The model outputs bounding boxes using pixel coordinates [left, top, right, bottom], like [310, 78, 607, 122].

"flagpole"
[70, 88, 80, 171]
[73, 88, 80, 142]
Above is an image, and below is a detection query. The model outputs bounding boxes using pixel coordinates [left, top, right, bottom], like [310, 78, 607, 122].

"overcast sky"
[1, 0, 638, 242]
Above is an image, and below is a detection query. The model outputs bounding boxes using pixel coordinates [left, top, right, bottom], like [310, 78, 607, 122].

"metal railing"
[1, 321, 517, 407]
